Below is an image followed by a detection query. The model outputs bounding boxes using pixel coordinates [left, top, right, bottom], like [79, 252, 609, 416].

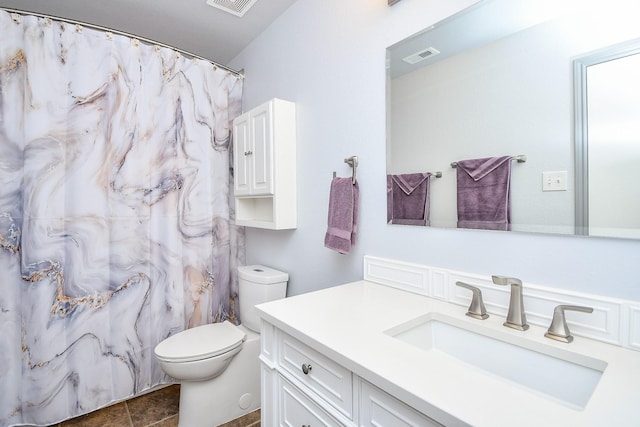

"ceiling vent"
[206, 0, 259, 17]
[402, 47, 440, 65]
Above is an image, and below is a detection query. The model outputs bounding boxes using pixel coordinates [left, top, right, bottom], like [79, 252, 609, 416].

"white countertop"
[255, 280, 640, 427]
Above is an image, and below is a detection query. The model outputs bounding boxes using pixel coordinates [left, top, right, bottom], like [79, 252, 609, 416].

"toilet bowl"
[154, 265, 288, 427]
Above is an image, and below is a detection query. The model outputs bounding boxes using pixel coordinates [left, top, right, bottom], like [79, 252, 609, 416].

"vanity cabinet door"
[278, 375, 343, 427]
[360, 380, 443, 427]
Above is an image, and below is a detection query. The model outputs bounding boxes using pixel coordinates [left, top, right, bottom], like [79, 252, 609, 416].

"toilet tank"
[238, 265, 288, 332]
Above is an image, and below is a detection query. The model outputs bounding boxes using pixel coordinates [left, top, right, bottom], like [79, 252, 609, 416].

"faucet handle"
[545, 304, 594, 343]
[455, 281, 489, 320]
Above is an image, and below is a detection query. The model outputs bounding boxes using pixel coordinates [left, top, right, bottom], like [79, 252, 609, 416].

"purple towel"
[456, 156, 512, 231]
[324, 177, 359, 254]
[387, 175, 393, 223]
[388, 173, 431, 226]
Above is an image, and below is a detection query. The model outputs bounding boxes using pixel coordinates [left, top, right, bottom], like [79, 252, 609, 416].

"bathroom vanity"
[258, 313, 441, 426]
[256, 264, 640, 426]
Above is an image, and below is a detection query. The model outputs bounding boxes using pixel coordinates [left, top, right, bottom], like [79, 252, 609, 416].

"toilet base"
[177, 326, 260, 427]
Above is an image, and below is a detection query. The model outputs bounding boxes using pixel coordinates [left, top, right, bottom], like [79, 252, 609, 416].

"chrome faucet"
[492, 275, 529, 330]
[455, 281, 489, 320]
[545, 305, 594, 343]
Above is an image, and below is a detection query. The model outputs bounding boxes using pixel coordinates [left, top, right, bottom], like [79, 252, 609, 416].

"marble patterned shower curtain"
[0, 10, 244, 426]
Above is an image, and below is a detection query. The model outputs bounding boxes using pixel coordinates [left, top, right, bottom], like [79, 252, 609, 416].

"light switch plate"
[542, 171, 568, 191]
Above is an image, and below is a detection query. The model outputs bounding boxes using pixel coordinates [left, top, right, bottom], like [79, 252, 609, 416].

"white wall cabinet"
[260, 321, 443, 427]
[232, 98, 296, 229]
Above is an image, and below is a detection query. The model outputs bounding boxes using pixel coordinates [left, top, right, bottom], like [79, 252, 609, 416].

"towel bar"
[451, 154, 526, 168]
[387, 171, 442, 178]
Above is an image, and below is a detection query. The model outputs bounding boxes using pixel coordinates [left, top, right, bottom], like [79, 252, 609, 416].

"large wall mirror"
[386, 0, 640, 238]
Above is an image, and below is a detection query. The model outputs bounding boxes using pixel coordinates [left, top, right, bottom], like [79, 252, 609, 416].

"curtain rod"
[0, 7, 244, 78]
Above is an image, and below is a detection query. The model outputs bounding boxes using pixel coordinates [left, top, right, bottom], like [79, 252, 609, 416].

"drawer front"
[360, 381, 443, 427]
[278, 375, 343, 427]
[278, 332, 353, 419]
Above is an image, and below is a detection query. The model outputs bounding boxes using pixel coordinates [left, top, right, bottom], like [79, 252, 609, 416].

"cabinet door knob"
[301, 363, 312, 375]
[244, 150, 253, 156]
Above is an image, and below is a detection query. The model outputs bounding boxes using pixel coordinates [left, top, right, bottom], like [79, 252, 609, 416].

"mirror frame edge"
[574, 37, 640, 237]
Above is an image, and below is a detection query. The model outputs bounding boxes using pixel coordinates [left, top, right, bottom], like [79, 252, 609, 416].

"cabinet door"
[249, 102, 274, 195]
[360, 380, 443, 427]
[278, 375, 343, 427]
[233, 112, 251, 196]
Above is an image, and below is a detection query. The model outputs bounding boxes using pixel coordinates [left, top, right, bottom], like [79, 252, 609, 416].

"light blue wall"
[229, 0, 640, 300]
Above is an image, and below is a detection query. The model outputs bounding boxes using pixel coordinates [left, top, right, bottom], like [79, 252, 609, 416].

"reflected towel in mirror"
[456, 156, 512, 231]
[388, 173, 432, 226]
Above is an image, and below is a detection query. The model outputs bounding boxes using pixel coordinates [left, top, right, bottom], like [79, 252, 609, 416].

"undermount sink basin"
[385, 313, 607, 409]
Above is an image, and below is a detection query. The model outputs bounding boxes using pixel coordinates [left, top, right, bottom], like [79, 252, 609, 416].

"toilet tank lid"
[238, 265, 288, 284]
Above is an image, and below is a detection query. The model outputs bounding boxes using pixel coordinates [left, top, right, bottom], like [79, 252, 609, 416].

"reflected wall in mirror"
[386, 0, 640, 238]
[575, 42, 640, 238]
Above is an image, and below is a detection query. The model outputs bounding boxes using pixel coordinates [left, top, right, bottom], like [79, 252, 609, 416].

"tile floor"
[46, 385, 260, 427]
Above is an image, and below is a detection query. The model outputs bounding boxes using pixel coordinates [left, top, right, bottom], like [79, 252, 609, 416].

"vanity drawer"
[360, 380, 443, 427]
[277, 331, 353, 419]
[278, 375, 343, 427]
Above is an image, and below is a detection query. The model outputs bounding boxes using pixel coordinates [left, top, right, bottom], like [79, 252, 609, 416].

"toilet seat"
[154, 321, 246, 363]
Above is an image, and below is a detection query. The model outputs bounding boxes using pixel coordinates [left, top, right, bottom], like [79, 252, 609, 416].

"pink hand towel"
[324, 177, 359, 254]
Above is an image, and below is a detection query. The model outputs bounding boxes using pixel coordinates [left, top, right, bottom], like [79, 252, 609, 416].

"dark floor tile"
[45, 385, 259, 427]
[219, 409, 260, 427]
[126, 385, 180, 427]
[59, 402, 131, 427]
[148, 414, 179, 427]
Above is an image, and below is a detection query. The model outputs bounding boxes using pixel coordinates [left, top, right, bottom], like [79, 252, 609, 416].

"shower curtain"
[0, 10, 244, 426]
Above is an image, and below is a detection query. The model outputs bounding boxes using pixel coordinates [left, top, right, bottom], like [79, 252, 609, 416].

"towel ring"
[333, 155, 358, 184]
[345, 156, 358, 184]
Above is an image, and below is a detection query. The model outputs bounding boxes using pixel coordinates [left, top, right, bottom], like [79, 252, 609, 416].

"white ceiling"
[0, 0, 298, 68]
[388, 0, 582, 79]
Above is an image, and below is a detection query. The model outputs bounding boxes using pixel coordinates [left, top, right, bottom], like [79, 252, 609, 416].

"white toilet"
[154, 265, 288, 427]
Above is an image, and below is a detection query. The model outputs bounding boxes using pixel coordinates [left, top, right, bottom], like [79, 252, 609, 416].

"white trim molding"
[364, 255, 639, 351]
